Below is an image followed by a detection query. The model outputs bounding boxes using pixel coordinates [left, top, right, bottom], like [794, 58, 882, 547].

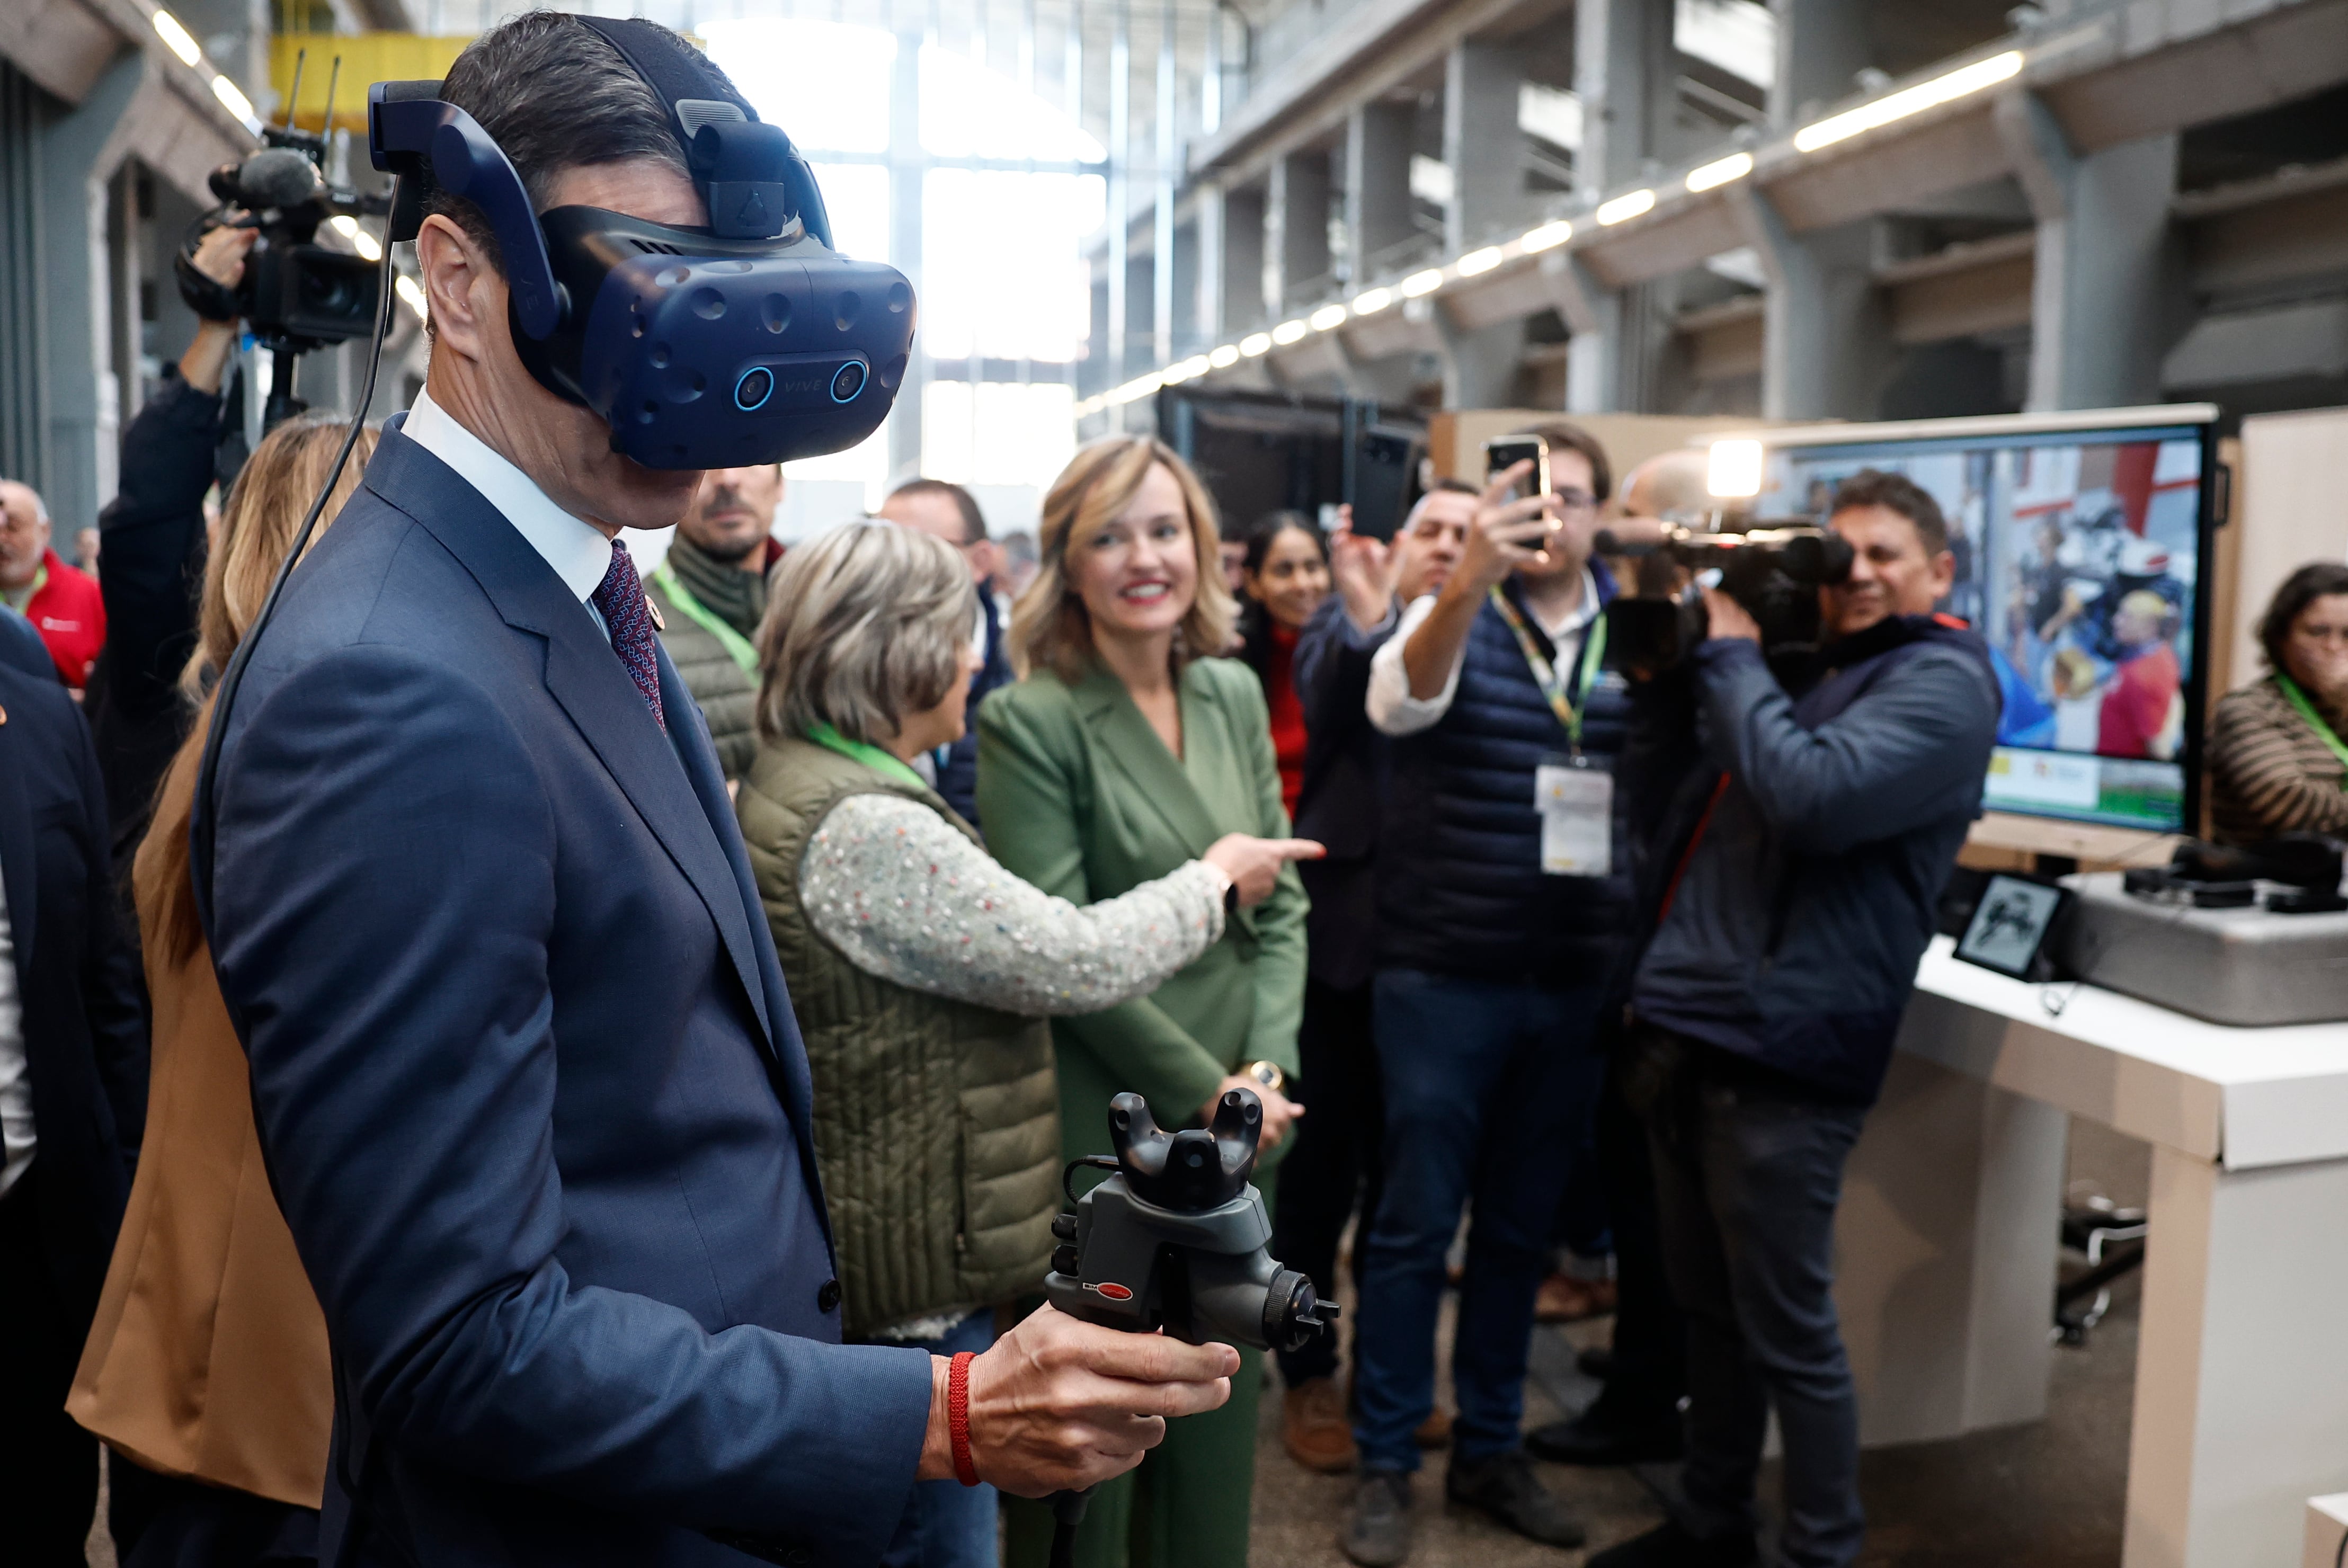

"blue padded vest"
[1376, 572, 1632, 985]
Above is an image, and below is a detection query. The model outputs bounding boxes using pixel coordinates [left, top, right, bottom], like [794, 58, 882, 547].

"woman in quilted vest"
[735, 521, 1318, 1568]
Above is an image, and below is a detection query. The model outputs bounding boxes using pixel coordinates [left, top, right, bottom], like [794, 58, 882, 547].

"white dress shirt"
[1366, 567, 1602, 737]
[0, 863, 32, 1199]
[404, 389, 614, 614]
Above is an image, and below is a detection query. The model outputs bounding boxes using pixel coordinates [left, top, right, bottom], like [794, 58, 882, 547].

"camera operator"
[198, 16, 1235, 1567]
[1590, 470, 1999, 1568]
[83, 224, 256, 867]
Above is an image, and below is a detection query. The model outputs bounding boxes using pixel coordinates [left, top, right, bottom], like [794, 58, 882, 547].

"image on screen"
[1755, 425, 2207, 831]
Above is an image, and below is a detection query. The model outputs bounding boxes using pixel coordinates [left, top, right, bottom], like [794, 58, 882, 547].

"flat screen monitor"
[1748, 409, 2220, 833]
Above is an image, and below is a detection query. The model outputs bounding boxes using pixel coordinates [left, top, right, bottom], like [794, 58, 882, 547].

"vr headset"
[368, 16, 913, 469]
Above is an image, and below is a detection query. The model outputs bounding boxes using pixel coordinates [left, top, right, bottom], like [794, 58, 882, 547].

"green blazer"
[976, 656, 1308, 1165]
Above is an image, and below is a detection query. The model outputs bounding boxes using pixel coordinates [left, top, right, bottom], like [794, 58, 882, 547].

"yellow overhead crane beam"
[269, 34, 472, 132]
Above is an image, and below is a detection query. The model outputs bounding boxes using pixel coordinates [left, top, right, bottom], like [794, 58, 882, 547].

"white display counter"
[1835, 938, 2348, 1568]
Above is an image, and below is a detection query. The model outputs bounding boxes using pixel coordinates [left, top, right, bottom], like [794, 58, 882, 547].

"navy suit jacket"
[934, 590, 1012, 828]
[0, 661, 145, 1321]
[201, 428, 931, 1568]
[1290, 593, 1399, 991]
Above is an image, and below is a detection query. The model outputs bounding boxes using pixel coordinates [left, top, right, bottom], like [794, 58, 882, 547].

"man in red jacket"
[0, 479, 105, 689]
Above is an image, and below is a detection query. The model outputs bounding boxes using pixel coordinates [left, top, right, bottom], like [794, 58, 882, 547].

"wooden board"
[1427, 410, 1775, 492]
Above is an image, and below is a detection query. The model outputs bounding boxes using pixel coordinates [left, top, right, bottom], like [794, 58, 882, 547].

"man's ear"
[413, 212, 501, 366]
[1929, 548, 1958, 598]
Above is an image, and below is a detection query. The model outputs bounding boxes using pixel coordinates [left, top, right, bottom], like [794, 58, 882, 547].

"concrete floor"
[82, 1121, 2150, 1568]
[1247, 1118, 2149, 1567]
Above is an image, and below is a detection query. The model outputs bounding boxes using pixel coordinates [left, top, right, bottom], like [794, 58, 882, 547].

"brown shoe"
[1534, 1272, 1619, 1324]
[1413, 1405, 1453, 1448]
[1284, 1378, 1358, 1473]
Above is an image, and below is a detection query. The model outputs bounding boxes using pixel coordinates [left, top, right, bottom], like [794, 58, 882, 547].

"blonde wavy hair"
[144, 415, 380, 969]
[1008, 436, 1235, 684]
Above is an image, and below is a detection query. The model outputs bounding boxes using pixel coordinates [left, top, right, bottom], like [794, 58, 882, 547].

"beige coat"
[67, 750, 330, 1508]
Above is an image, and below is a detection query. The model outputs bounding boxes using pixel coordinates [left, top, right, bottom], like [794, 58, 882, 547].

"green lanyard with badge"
[1489, 586, 1614, 878]
[2276, 672, 2348, 785]
[805, 719, 931, 792]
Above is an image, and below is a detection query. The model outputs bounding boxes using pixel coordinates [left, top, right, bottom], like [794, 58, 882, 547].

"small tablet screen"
[1956, 874, 2066, 979]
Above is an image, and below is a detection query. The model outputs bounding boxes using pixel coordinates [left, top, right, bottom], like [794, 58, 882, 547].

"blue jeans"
[878, 1311, 999, 1568]
[1350, 968, 1610, 1473]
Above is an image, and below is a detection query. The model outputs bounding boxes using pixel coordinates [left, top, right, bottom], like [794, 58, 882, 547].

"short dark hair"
[1429, 477, 1480, 497]
[886, 478, 989, 544]
[1829, 468, 1949, 555]
[429, 14, 697, 276]
[1509, 421, 1613, 505]
[2258, 562, 2348, 672]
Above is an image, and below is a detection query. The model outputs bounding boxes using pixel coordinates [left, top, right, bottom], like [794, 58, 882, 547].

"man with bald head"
[0, 480, 105, 690]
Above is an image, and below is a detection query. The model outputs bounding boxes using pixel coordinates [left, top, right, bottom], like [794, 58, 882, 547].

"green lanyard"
[2275, 672, 2348, 784]
[805, 720, 930, 792]
[648, 563, 759, 676]
[1488, 586, 1608, 752]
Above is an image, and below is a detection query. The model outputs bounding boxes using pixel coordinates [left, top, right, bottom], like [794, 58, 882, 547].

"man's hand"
[916, 1306, 1238, 1496]
[1326, 507, 1395, 633]
[180, 223, 259, 394]
[1703, 588, 1762, 645]
[1200, 1073, 1301, 1151]
[1455, 461, 1561, 598]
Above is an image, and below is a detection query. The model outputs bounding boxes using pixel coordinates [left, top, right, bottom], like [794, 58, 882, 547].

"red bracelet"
[948, 1351, 980, 1487]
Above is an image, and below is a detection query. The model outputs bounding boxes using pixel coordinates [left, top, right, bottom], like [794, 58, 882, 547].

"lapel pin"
[644, 595, 665, 632]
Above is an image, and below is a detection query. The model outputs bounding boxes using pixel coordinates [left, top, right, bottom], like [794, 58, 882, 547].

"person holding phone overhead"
[1340, 423, 1632, 1566]
[980, 436, 1319, 1568]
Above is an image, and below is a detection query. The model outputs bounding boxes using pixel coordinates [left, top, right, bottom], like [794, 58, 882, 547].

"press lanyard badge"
[1537, 753, 1613, 877]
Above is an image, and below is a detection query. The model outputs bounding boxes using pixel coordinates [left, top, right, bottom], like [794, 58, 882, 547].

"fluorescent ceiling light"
[1270, 319, 1309, 345]
[331, 215, 382, 262]
[1309, 304, 1348, 331]
[1175, 355, 1213, 380]
[1208, 343, 1241, 368]
[210, 73, 256, 122]
[1351, 287, 1393, 314]
[1239, 332, 1272, 357]
[152, 8, 201, 66]
[395, 274, 428, 320]
[1110, 372, 1165, 405]
[1519, 220, 1573, 252]
[1457, 246, 1505, 276]
[1400, 269, 1445, 298]
[1685, 152, 1753, 193]
[1707, 438, 1765, 499]
[1793, 50, 2023, 153]
[1595, 189, 1656, 226]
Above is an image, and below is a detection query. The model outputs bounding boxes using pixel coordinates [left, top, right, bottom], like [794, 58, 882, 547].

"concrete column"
[1266, 148, 1332, 316]
[1345, 101, 1413, 286]
[1444, 42, 1523, 253]
[39, 49, 141, 533]
[1151, 6, 1176, 369]
[1769, 0, 1872, 133]
[1437, 307, 1524, 408]
[1997, 94, 2182, 411]
[1729, 186, 1890, 420]
[1218, 180, 1267, 335]
[887, 30, 926, 480]
[1195, 184, 1226, 345]
[1573, 0, 1672, 193]
[1170, 216, 1200, 358]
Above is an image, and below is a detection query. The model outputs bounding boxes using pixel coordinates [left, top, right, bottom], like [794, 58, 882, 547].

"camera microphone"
[227, 147, 326, 211]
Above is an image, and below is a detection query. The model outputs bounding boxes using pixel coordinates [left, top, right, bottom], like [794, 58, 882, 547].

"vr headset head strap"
[573, 16, 821, 245]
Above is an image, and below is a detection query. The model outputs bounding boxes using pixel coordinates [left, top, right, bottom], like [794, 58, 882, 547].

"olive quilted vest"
[736, 735, 1060, 1338]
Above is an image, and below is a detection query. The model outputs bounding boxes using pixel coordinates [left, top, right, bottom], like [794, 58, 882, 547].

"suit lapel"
[368, 434, 777, 1055]
[0, 682, 38, 986]
[1073, 663, 1222, 858]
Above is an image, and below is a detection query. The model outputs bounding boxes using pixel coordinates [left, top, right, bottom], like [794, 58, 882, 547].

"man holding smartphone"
[1339, 423, 1629, 1566]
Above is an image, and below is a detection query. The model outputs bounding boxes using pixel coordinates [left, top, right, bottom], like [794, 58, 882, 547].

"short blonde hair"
[754, 520, 975, 746]
[1009, 436, 1235, 684]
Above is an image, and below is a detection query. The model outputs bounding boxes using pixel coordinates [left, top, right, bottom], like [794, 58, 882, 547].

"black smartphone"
[1348, 427, 1421, 542]
[1484, 435, 1550, 502]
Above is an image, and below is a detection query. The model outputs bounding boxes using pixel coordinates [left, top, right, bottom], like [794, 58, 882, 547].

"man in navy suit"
[874, 478, 1012, 827]
[0, 651, 147, 1564]
[199, 16, 1232, 1568]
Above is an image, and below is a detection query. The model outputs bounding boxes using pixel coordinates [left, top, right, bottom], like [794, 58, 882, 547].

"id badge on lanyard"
[1537, 752, 1613, 877]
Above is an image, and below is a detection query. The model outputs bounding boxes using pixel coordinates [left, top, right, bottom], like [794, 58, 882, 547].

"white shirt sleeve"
[798, 793, 1226, 1016]
[1366, 593, 1460, 737]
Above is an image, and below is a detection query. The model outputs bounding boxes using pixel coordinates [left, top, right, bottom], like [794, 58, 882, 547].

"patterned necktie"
[590, 539, 666, 732]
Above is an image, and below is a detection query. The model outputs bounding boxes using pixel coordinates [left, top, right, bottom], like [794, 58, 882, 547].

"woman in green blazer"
[979, 435, 1317, 1568]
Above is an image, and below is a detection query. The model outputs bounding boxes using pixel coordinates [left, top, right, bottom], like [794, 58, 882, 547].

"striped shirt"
[2207, 673, 2348, 845]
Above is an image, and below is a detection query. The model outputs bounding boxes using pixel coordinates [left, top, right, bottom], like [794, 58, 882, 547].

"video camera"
[1598, 519, 1854, 676]
[175, 53, 388, 428]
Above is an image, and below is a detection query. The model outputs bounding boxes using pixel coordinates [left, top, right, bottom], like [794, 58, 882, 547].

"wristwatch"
[1244, 1059, 1286, 1095]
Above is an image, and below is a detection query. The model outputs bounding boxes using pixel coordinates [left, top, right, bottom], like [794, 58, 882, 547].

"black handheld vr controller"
[1045, 1089, 1338, 1354]
[367, 17, 913, 470]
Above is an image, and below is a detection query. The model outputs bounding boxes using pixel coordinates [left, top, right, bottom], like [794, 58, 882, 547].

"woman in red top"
[1237, 511, 1332, 817]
